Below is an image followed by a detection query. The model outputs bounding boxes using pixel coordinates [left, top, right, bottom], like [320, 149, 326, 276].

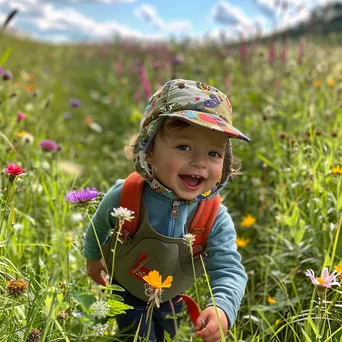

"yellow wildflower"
[313, 80, 321, 88]
[328, 80, 336, 87]
[267, 296, 277, 304]
[332, 166, 342, 175]
[335, 265, 342, 281]
[236, 237, 251, 247]
[240, 214, 256, 228]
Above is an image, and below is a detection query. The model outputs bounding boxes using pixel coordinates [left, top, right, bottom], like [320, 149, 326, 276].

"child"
[84, 79, 249, 342]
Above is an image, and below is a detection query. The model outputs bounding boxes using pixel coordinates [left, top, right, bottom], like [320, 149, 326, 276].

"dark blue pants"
[115, 291, 184, 342]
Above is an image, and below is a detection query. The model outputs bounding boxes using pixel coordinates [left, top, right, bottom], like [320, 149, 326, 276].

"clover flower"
[143, 270, 173, 308]
[111, 207, 134, 222]
[305, 267, 341, 288]
[90, 300, 110, 319]
[65, 188, 99, 204]
[7, 279, 28, 296]
[39, 139, 59, 152]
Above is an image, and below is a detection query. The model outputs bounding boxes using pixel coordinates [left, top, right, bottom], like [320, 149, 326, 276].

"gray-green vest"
[102, 200, 204, 302]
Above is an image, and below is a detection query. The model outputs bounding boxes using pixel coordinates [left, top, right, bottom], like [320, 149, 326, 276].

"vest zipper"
[170, 200, 181, 218]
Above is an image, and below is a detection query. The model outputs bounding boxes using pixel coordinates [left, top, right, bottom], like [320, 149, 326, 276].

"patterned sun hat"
[141, 79, 249, 142]
[133, 79, 249, 202]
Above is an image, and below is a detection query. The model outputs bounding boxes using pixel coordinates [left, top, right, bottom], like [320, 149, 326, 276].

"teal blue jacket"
[84, 179, 247, 328]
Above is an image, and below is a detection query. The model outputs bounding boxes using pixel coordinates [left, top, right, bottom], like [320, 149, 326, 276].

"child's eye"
[209, 151, 222, 158]
[177, 145, 190, 151]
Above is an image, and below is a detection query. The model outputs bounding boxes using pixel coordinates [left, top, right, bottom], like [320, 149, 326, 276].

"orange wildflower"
[84, 115, 93, 125]
[267, 296, 277, 304]
[240, 214, 256, 228]
[313, 80, 321, 88]
[236, 237, 251, 247]
[328, 80, 336, 87]
[335, 265, 342, 280]
[332, 166, 342, 175]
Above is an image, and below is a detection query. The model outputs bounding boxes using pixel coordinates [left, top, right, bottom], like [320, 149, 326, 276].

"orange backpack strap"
[190, 195, 222, 256]
[118, 172, 145, 242]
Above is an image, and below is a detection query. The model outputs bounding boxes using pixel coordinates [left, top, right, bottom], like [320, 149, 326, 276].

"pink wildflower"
[17, 112, 26, 122]
[4, 163, 25, 176]
[305, 267, 341, 288]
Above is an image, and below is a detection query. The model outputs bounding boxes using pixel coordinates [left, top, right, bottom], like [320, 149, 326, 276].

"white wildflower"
[93, 323, 109, 336]
[111, 207, 134, 222]
[183, 233, 195, 248]
[90, 300, 110, 319]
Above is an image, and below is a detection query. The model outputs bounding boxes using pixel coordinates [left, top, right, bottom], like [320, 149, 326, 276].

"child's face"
[146, 121, 229, 200]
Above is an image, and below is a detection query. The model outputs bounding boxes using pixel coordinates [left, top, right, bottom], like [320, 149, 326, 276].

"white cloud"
[134, 3, 191, 33]
[211, 1, 250, 26]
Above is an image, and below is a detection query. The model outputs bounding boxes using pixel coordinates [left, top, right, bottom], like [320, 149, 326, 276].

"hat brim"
[159, 110, 250, 142]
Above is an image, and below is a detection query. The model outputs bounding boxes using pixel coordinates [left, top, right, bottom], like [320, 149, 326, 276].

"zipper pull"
[170, 200, 180, 218]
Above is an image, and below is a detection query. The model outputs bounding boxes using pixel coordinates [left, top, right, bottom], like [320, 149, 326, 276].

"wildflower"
[90, 300, 110, 319]
[7, 279, 28, 296]
[313, 80, 321, 88]
[3, 70, 13, 81]
[305, 267, 341, 288]
[5, 163, 25, 176]
[65, 188, 99, 204]
[111, 207, 134, 222]
[236, 237, 251, 247]
[89, 122, 103, 134]
[143, 270, 173, 308]
[27, 328, 41, 342]
[25, 84, 34, 92]
[69, 98, 81, 108]
[57, 312, 69, 320]
[172, 56, 183, 66]
[15, 130, 34, 145]
[17, 112, 26, 122]
[93, 323, 109, 336]
[39, 139, 58, 152]
[240, 214, 256, 228]
[267, 296, 277, 304]
[335, 265, 342, 281]
[183, 233, 195, 248]
[328, 80, 336, 87]
[332, 166, 342, 175]
[63, 112, 72, 120]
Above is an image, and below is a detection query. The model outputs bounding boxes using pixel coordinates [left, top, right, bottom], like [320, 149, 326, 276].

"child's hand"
[194, 306, 228, 342]
[86, 259, 108, 286]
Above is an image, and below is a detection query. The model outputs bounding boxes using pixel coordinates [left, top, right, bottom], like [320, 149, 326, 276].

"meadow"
[0, 32, 341, 341]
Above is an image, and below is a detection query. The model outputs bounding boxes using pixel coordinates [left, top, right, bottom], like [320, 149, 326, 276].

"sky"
[0, 0, 340, 44]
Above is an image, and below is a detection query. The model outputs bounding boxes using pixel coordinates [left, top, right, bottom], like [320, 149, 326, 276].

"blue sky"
[0, 0, 339, 43]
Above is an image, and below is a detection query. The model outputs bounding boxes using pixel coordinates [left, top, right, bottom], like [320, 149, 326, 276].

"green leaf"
[71, 292, 96, 311]
[107, 299, 133, 316]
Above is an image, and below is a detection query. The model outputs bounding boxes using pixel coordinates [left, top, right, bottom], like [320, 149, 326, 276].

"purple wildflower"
[39, 139, 58, 152]
[63, 112, 72, 120]
[69, 98, 81, 108]
[3, 71, 13, 81]
[65, 188, 99, 204]
[172, 56, 183, 66]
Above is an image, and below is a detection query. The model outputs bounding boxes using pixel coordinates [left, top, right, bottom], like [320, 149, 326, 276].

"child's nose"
[190, 154, 207, 168]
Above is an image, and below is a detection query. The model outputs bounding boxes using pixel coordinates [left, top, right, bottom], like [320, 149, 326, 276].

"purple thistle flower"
[65, 188, 99, 204]
[69, 98, 81, 108]
[3, 70, 13, 81]
[172, 56, 183, 66]
[39, 139, 59, 152]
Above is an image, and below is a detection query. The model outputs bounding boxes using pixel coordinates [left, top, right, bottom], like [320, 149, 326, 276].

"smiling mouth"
[179, 175, 204, 189]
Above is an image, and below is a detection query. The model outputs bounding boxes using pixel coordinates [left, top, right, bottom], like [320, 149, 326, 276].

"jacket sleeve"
[204, 203, 247, 328]
[83, 180, 124, 260]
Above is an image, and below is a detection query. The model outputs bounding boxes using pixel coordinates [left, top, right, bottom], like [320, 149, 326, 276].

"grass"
[0, 32, 341, 341]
